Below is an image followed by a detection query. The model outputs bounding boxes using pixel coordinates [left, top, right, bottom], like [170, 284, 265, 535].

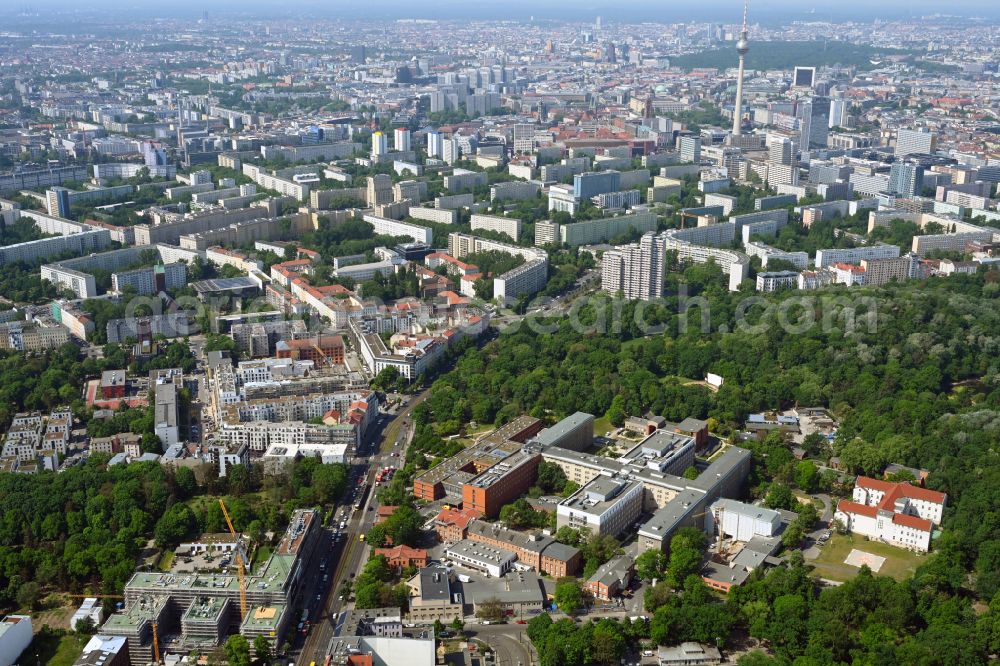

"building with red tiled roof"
[834, 476, 947, 552]
[374, 545, 428, 570]
[432, 507, 482, 543]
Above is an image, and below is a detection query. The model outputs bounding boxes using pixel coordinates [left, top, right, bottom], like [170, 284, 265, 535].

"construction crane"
[219, 499, 248, 620]
[312, 342, 329, 368]
[152, 620, 161, 664]
[64, 594, 124, 599]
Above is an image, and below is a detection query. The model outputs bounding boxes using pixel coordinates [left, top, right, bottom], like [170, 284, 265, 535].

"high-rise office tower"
[601, 232, 664, 301]
[732, 0, 750, 136]
[394, 128, 411, 152]
[679, 136, 702, 163]
[828, 98, 849, 129]
[796, 97, 830, 149]
[371, 131, 388, 159]
[888, 162, 925, 197]
[895, 128, 936, 157]
[351, 45, 367, 64]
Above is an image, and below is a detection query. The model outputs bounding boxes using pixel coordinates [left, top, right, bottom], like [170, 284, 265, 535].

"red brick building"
[462, 451, 541, 518]
[432, 507, 482, 543]
[375, 545, 429, 570]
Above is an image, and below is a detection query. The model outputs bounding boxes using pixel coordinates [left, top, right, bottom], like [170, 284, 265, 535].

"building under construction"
[101, 509, 321, 666]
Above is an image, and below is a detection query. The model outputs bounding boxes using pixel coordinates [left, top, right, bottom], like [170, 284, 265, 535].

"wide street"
[297, 388, 429, 662]
[471, 626, 536, 666]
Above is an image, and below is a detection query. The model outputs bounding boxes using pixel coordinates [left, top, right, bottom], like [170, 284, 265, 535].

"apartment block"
[469, 214, 522, 242]
[601, 232, 664, 301]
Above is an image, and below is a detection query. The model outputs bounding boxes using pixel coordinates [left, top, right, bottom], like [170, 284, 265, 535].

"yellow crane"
[219, 499, 248, 620]
[152, 620, 160, 664]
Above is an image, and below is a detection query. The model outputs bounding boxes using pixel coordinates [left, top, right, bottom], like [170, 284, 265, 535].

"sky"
[3, 0, 1000, 22]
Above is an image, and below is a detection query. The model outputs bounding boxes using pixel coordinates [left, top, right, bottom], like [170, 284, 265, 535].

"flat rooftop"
[559, 476, 642, 517]
[191, 277, 260, 294]
[466, 450, 537, 489]
[241, 604, 287, 632]
[417, 566, 451, 601]
[445, 539, 517, 566]
[182, 596, 229, 623]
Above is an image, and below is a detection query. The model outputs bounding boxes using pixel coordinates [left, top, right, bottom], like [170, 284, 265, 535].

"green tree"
[476, 597, 505, 623]
[644, 581, 672, 613]
[382, 505, 424, 547]
[253, 635, 272, 663]
[225, 635, 252, 666]
[605, 395, 626, 427]
[154, 503, 198, 547]
[537, 461, 569, 494]
[666, 528, 706, 589]
[499, 498, 548, 529]
[554, 577, 584, 615]
[635, 549, 667, 582]
[16, 581, 41, 610]
[591, 619, 626, 665]
[764, 483, 797, 511]
[794, 461, 819, 493]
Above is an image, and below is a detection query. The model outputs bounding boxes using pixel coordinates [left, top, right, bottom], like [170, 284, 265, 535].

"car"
[515, 620, 526, 624]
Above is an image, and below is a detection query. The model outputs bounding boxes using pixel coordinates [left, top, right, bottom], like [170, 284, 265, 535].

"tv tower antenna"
[732, 0, 750, 137]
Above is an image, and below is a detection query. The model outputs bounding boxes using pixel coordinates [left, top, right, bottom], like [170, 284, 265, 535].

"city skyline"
[4, 0, 1000, 21]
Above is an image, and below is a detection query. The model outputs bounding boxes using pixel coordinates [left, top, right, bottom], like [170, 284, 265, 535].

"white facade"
[0, 615, 32, 666]
[557, 477, 644, 538]
[362, 214, 433, 245]
[834, 476, 946, 553]
[444, 540, 517, 578]
[707, 499, 781, 542]
[470, 214, 522, 242]
[815, 245, 900, 268]
[601, 232, 664, 301]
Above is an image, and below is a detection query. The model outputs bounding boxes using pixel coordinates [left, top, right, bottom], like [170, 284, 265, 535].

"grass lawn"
[26, 628, 88, 666]
[809, 532, 927, 582]
[157, 549, 175, 572]
[48, 633, 88, 666]
[593, 416, 613, 437]
[254, 544, 273, 571]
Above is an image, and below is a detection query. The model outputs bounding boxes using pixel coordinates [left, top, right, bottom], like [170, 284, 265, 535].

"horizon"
[2, 0, 1000, 23]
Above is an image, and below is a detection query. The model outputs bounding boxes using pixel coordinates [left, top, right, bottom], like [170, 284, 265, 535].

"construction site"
[100, 508, 321, 666]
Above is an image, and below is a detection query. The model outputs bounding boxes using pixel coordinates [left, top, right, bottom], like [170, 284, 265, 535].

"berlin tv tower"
[732, 0, 750, 136]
